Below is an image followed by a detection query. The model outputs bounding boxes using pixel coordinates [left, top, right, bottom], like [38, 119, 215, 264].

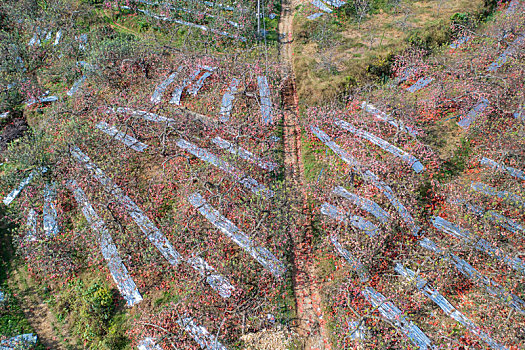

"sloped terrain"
[0, 0, 523, 349]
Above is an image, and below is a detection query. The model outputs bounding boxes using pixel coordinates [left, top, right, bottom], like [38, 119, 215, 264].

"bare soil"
[279, 1, 332, 349]
[8, 267, 74, 350]
[0, 118, 28, 153]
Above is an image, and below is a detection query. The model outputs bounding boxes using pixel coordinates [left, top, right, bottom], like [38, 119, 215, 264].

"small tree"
[354, 0, 370, 29]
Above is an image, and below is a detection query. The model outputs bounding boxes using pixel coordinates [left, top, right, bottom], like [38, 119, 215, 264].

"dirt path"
[9, 268, 72, 350]
[278, 1, 331, 349]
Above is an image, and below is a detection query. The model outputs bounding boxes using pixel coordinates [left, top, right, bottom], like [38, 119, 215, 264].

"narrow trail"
[278, 1, 331, 349]
[9, 268, 72, 350]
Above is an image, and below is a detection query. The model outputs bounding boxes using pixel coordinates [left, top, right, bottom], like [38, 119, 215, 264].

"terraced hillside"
[0, 0, 523, 349]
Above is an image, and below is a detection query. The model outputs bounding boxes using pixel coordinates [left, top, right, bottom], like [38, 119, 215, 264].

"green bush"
[0, 289, 33, 337]
[84, 283, 114, 321]
[440, 138, 472, 179]
[137, 19, 150, 32]
[81, 0, 104, 4]
[89, 33, 138, 63]
[367, 53, 395, 81]
[335, 2, 357, 20]
[54, 278, 129, 349]
[406, 20, 451, 50]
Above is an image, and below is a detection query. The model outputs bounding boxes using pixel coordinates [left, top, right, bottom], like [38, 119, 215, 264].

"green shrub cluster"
[53, 279, 130, 349]
[441, 138, 472, 179]
[0, 208, 45, 349]
[406, 19, 451, 50]
[80, 0, 104, 5]
[0, 289, 33, 338]
[335, 0, 399, 21]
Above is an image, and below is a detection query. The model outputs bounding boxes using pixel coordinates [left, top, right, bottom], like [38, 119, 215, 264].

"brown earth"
[8, 267, 75, 350]
[0, 118, 28, 153]
[279, 1, 332, 349]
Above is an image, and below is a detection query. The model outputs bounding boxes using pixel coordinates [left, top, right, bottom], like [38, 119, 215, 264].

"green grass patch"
[53, 276, 131, 349]
[302, 134, 329, 183]
[0, 209, 46, 349]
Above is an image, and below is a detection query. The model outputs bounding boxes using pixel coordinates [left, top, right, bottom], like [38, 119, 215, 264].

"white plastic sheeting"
[170, 68, 201, 105]
[514, 105, 523, 120]
[155, 2, 242, 28]
[479, 157, 525, 181]
[137, 338, 163, 350]
[310, 126, 361, 168]
[361, 102, 418, 137]
[362, 287, 434, 350]
[484, 210, 523, 233]
[151, 69, 181, 104]
[364, 170, 420, 235]
[177, 317, 228, 350]
[188, 71, 213, 96]
[71, 148, 232, 297]
[71, 146, 182, 265]
[471, 181, 524, 208]
[25, 94, 59, 106]
[450, 198, 523, 233]
[394, 66, 416, 84]
[186, 256, 235, 298]
[196, 0, 235, 11]
[310, 0, 333, 12]
[257, 76, 272, 124]
[307, 13, 325, 20]
[329, 235, 369, 282]
[28, 31, 41, 46]
[69, 180, 143, 307]
[54, 30, 62, 45]
[487, 34, 524, 72]
[209, 27, 246, 41]
[67, 75, 86, 96]
[133, 7, 205, 29]
[321, 202, 379, 238]
[115, 107, 176, 124]
[96, 121, 149, 152]
[43, 183, 59, 236]
[3, 167, 48, 206]
[172, 17, 207, 30]
[325, 0, 346, 7]
[311, 126, 420, 235]
[348, 320, 367, 340]
[431, 216, 525, 275]
[450, 252, 525, 314]
[212, 137, 278, 171]
[457, 98, 489, 129]
[333, 186, 390, 224]
[76, 33, 88, 50]
[450, 36, 470, 49]
[219, 78, 240, 122]
[0, 290, 4, 304]
[335, 119, 425, 173]
[0, 334, 38, 350]
[419, 237, 525, 315]
[209, 28, 246, 41]
[406, 77, 434, 93]
[77, 61, 98, 72]
[26, 209, 38, 242]
[177, 139, 274, 199]
[395, 264, 507, 350]
[505, 0, 520, 14]
[188, 192, 286, 277]
[14, 56, 26, 73]
[28, 27, 59, 47]
[133, 7, 244, 41]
